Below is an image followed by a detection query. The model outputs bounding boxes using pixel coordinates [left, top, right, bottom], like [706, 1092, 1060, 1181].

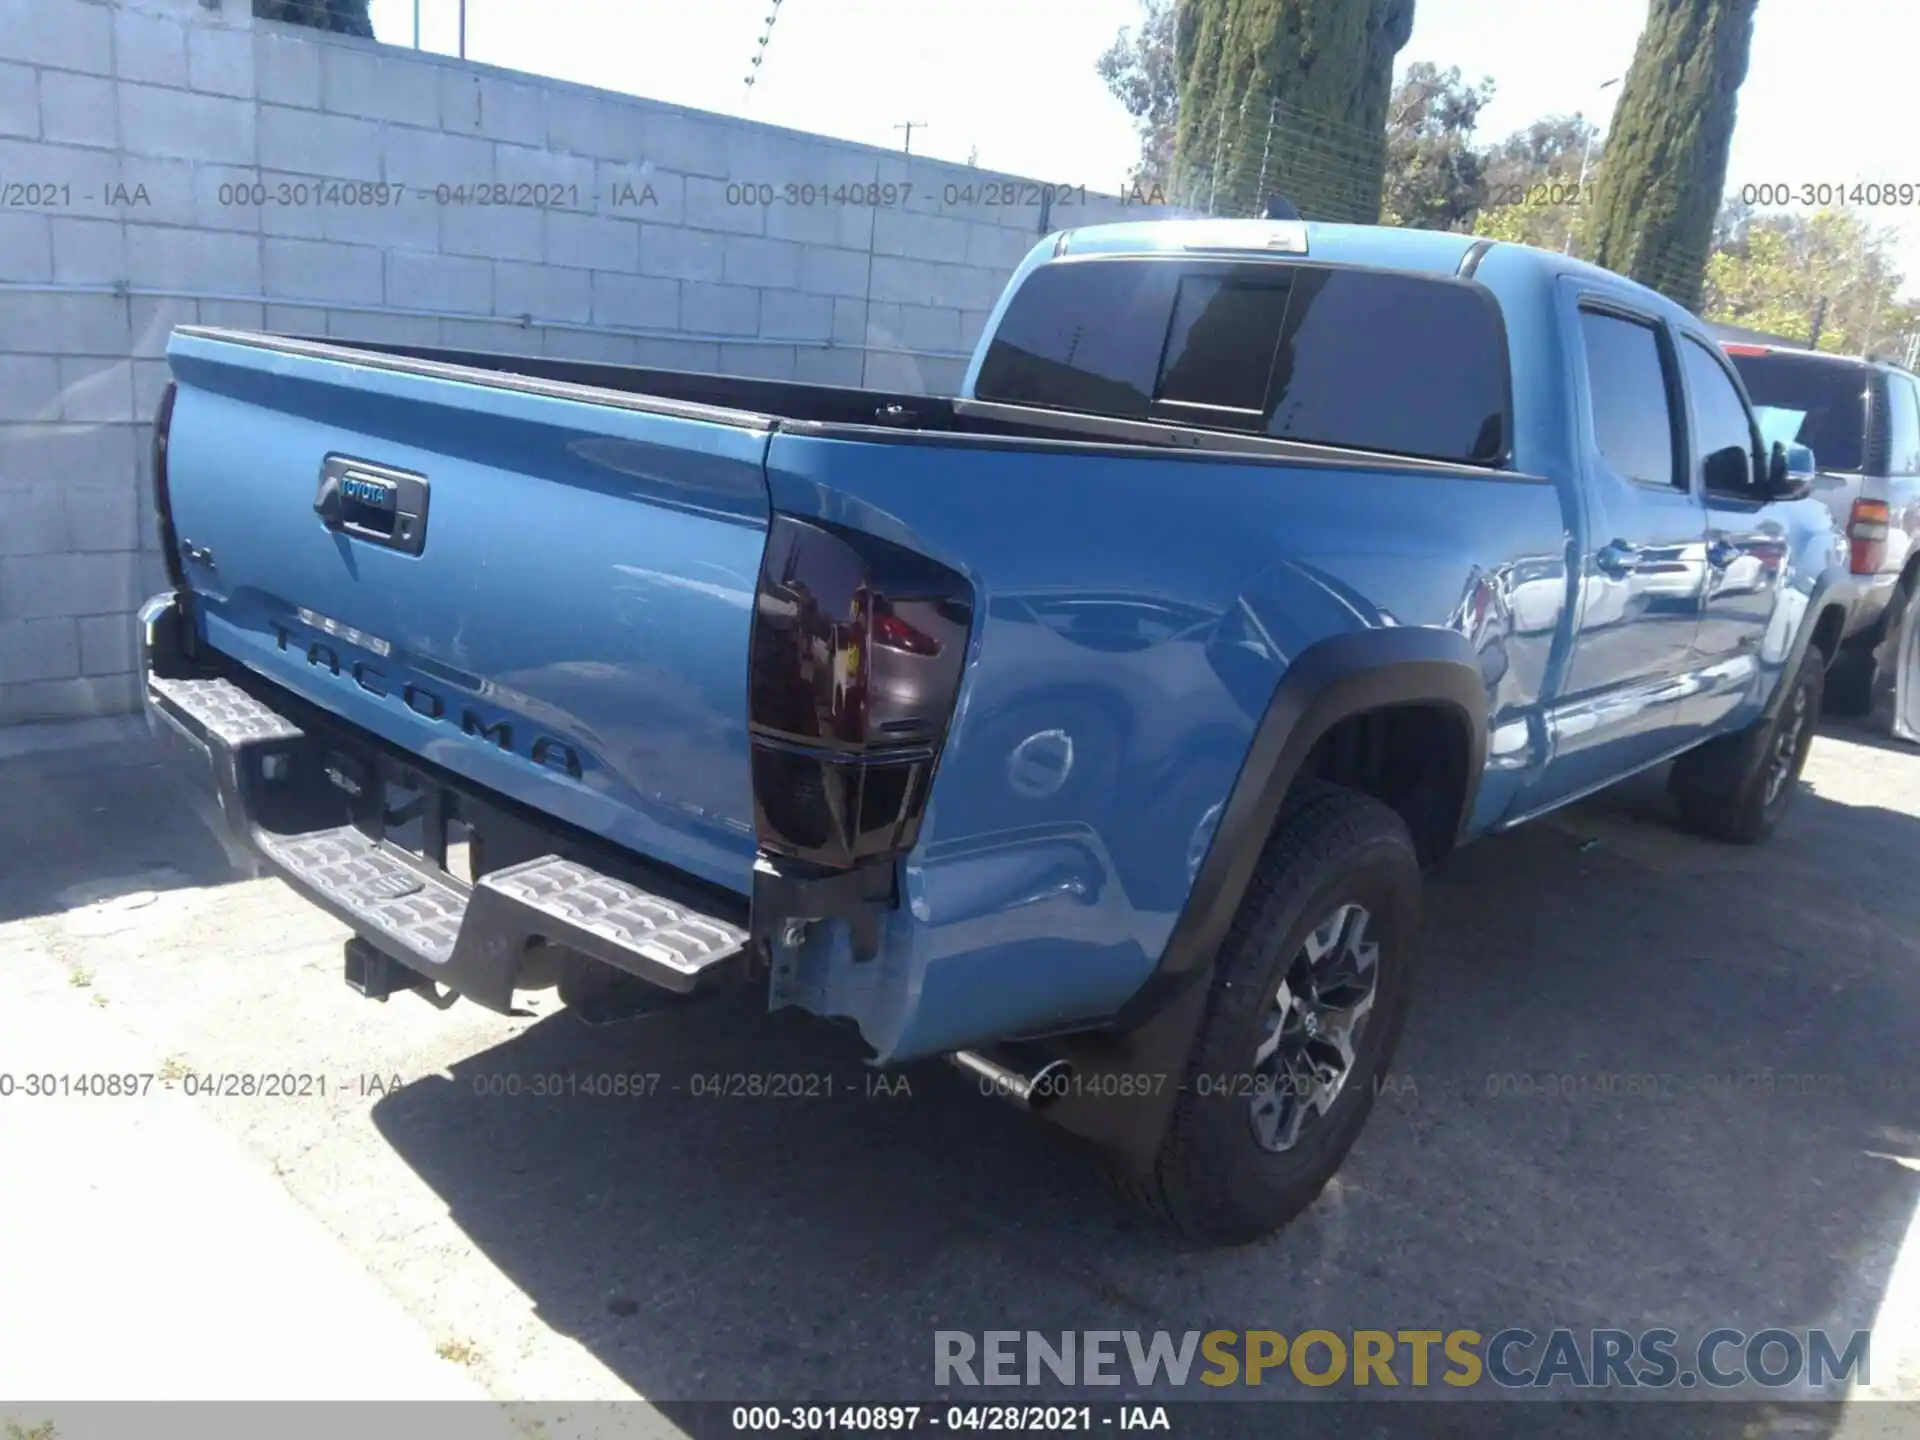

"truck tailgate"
[162, 329, 771, 895]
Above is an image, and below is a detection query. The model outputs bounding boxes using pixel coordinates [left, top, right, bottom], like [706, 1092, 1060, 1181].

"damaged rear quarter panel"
[758, 430, 1564, 1062]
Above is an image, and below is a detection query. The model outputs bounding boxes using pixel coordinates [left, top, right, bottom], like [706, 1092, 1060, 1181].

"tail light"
[1849, 498, 1891, 575]
[747, 516, 974, 869]
[152, 380, 184, 590]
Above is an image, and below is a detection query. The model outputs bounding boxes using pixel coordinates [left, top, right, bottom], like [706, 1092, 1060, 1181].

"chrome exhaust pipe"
[948, 1048, 1074, 1110]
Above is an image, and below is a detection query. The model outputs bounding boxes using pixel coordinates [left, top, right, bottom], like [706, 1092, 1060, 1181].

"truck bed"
[220, 329, 1527, 470]
[294, 332, 984, 432]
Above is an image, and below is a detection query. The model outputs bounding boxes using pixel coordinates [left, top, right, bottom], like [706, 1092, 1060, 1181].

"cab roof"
[1054, 218, 1486, 276]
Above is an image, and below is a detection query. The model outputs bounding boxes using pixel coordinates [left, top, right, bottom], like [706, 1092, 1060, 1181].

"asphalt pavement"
[3, 713, 1919, 1439]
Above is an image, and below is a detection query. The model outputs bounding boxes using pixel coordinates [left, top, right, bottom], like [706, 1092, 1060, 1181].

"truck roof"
[1050, 219, 1711, 332]
[1054, 218, 1484, 276]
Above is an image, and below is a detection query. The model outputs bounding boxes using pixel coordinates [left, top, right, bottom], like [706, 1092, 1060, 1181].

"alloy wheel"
[1247, 903, 1380, 1154]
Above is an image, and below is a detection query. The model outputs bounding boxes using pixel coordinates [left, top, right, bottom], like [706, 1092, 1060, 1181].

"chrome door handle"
[1595, 540, 1642, 576]
[1707, 538, 1741, 570]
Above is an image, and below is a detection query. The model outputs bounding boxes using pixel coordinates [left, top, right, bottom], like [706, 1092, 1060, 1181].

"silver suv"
[1722, 339, 1920, 714]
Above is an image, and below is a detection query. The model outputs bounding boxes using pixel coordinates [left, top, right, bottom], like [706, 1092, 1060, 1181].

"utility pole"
[1567, 77, 1620, 255]
[1206, 112, 1227, 215]
[894, 121, 928, 155]
[457, 0, 466, 58]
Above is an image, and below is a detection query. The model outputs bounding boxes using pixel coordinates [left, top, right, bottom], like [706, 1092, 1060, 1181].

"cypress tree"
[1590, 0, 1759, 310]
[1171, 0, 1416, 223]
[254, 0, 374, 39]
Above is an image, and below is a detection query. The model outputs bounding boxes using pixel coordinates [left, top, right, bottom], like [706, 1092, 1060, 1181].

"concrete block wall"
[0, 0, 1171, 725]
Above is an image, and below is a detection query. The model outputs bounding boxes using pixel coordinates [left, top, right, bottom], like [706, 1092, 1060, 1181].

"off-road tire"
[1118, 782, 1421, 1246]
[1669, 647, 1824, 845]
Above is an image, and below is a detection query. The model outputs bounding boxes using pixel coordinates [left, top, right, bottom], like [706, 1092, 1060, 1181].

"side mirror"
[1763, 440, 1814, 500]
[1704, 444, 1752, 495]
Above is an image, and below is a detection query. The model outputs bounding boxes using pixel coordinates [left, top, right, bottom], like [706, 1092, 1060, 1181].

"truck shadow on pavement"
[0, 730, 254, 924]
[368, 729, 1920, 1434]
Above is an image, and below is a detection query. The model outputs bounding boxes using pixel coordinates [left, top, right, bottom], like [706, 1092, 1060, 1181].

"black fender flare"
[1031, 625, 1490, 1168]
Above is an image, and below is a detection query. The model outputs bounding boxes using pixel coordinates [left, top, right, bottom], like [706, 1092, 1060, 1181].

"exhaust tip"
[949, 1049, 1074, 1110]
[1024, 1058, 1074, 1110]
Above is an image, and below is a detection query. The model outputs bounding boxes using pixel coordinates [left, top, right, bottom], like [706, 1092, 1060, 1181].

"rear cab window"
[1723, 348, 1869, 473]
[973, 256, 1511, 466]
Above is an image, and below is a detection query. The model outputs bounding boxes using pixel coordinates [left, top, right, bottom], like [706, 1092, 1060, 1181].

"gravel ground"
[3, 715, 1919, 1438]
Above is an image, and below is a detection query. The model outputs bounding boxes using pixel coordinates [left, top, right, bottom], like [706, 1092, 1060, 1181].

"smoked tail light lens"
[152, 381, 184, 590]
[1849, 498, 1891, 576]
[747, 515, 974, 869]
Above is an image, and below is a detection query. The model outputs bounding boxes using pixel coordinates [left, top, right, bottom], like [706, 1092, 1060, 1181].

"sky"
[367, 0, 1920, 296]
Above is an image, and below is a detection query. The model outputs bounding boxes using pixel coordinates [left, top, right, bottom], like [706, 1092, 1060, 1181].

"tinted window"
[1579, 310, 1678, 487]
[1263, 268, 1507, 463]
[972, 261, 1169, 420]
[1889, 375, 1920, 475]
[974, 258, 1510, 464]
[1682, 337, 1758, 494]
[1158, 274, 1290, 412]
[1724, 350, 1867, 473]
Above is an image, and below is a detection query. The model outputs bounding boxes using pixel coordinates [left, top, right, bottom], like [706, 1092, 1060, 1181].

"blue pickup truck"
[140, 218, 1848, 1244]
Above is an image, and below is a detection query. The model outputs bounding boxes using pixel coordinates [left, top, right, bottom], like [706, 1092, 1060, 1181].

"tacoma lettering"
[270, 622, 584, 777]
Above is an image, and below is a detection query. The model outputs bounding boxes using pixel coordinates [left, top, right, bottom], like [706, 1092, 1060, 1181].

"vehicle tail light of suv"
[746, 515, 974, 871]
[1849, 498, 1891, 575]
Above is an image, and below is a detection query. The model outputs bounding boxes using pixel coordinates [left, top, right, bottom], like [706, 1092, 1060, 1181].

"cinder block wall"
[0, 0, 1163, 725]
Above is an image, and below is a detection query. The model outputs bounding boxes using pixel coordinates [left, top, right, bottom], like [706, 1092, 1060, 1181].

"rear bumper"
[137, 592, 752, 1012]
[1846, 569, 1903, 643]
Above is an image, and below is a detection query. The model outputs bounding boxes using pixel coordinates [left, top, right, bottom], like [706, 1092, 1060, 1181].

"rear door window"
[1578, 309, 1681, 488]
[973, 257, 1510, 465]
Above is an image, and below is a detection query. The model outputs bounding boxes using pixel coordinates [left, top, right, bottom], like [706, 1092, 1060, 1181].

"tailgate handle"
[316, 456, 430, 557]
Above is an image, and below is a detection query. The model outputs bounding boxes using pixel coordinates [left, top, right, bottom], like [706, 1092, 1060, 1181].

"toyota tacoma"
[140, 218, 1849, 1244]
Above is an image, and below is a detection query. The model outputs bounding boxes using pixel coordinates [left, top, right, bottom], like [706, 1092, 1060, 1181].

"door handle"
[1707, 538, 1741, 570]
[313, 457, 431, 557]
[1595, 539, 1642, 576]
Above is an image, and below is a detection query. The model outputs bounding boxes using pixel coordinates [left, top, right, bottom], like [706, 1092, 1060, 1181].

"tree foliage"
[1092, 0, 1920, 364]
[1469, 113, 1602, 253]
[1589, 0, 1759, 309]
[253, 0, 374, 38]
[1379, 63, 1494, 232]
[1097, 4, 1597, 238]
[1097, 0, 1180, 190]
[1703, 209, 1920, 356]
[1170, 0, 1417, 222]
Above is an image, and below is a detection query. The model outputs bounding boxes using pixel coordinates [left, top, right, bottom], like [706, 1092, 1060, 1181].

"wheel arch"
[1767, 564, 1856, 722]
[1131, 624, 1488, 1022]
[1029, 626, 1489, 1170]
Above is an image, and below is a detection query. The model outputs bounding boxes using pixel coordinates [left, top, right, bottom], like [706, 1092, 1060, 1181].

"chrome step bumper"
[137, 594, 750, 1011]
